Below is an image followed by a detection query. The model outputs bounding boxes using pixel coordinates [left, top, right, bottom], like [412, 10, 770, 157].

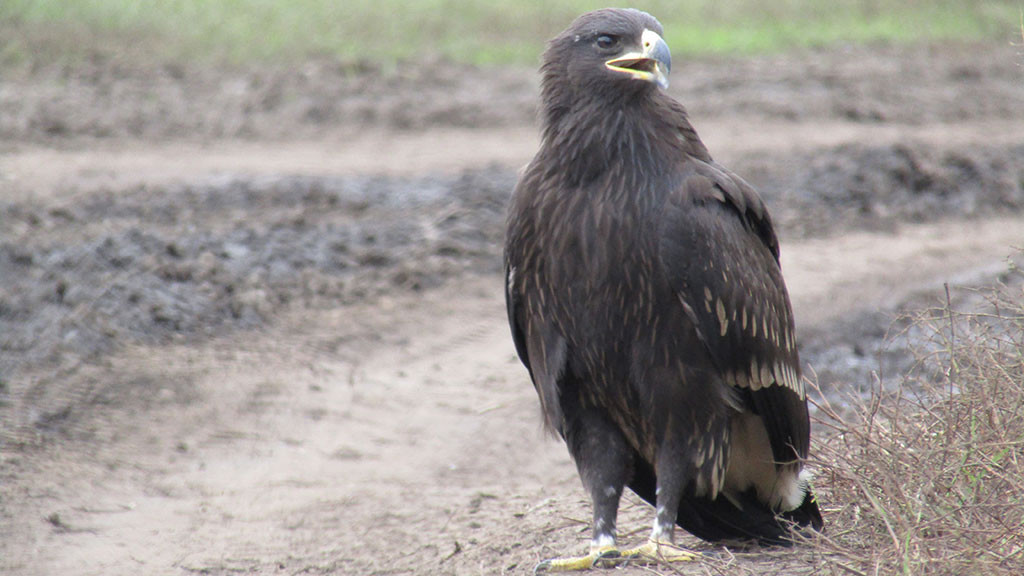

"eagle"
[504, 8, 823, 572]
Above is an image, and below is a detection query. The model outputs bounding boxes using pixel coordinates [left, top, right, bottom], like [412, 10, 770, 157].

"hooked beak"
[604, 28, 671, 89]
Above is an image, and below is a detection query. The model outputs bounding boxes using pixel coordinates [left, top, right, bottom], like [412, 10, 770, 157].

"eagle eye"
[595, 34, 619, 50]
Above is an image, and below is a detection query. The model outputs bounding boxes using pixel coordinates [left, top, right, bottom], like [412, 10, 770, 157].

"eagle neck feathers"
[538, 89, 711, 192]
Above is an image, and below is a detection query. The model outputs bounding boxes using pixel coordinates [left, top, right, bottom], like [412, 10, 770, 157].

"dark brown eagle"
[504, 8, 823, 571]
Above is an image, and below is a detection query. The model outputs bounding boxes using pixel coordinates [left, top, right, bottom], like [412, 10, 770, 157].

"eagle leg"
[535, 408, 634, 572]
[617, 442, 698, 565]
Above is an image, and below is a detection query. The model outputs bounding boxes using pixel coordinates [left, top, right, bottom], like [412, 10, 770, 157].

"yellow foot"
[534, 545, 621, 573]
[619, 538, 697, 566]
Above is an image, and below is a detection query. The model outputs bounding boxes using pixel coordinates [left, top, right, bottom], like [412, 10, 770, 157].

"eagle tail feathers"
[677, 484, 822, 546]
[629, 460, 822, 546]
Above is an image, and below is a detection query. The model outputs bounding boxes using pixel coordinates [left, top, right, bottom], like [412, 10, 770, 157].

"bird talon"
[534, 546, 622, 572]
[593, 548, 623, 568]
[621, 539, 697, 565]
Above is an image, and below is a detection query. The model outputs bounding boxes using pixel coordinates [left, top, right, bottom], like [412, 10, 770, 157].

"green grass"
[0, 0, 1019, 68]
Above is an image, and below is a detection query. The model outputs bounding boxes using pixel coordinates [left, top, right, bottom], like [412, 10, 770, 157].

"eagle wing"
[657, 161, 809, 465]
[505, 262, 531, 377]
[505, 190, 569, 434]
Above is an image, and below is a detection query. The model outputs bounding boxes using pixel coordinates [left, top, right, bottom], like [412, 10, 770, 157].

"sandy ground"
[1, 42, 1023, 575]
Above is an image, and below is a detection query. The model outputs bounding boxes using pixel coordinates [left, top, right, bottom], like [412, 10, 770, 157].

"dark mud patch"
[0, 170, 512, 439]
[0, 169, 513, 379]
[801, 262, 1024, 416]
[746, 142, 1024, 237]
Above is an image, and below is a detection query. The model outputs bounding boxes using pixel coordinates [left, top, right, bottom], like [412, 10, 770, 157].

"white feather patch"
[722, 413, 808, 512]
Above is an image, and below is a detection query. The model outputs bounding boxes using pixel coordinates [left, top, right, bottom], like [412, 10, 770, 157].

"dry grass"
[501, 264, 1024, 576]
[510, 262, 1024, 576]
[806, 263, 1024, 575]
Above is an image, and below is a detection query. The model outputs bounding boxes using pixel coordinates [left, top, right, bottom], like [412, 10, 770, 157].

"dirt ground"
[1, 42, 1023, 575]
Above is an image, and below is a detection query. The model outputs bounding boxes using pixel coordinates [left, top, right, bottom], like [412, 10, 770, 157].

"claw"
[533, 545, 621, 573]
[594, 548, 623, 567]
[619, 538, 696, 565]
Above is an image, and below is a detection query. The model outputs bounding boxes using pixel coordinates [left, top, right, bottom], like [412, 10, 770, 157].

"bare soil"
[1, 42, 1023, 575]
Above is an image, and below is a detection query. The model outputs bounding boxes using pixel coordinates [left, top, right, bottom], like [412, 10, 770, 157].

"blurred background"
[0, 0, 1019, 66]
[1, 2, 1023, 575]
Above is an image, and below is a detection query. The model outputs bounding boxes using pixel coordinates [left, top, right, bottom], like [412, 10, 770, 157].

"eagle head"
[541, 8, 672, 105]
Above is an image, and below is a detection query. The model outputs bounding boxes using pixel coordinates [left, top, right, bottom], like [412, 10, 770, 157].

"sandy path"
[5, 118, 1024, 202]
[3, 207, 1020, 575]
